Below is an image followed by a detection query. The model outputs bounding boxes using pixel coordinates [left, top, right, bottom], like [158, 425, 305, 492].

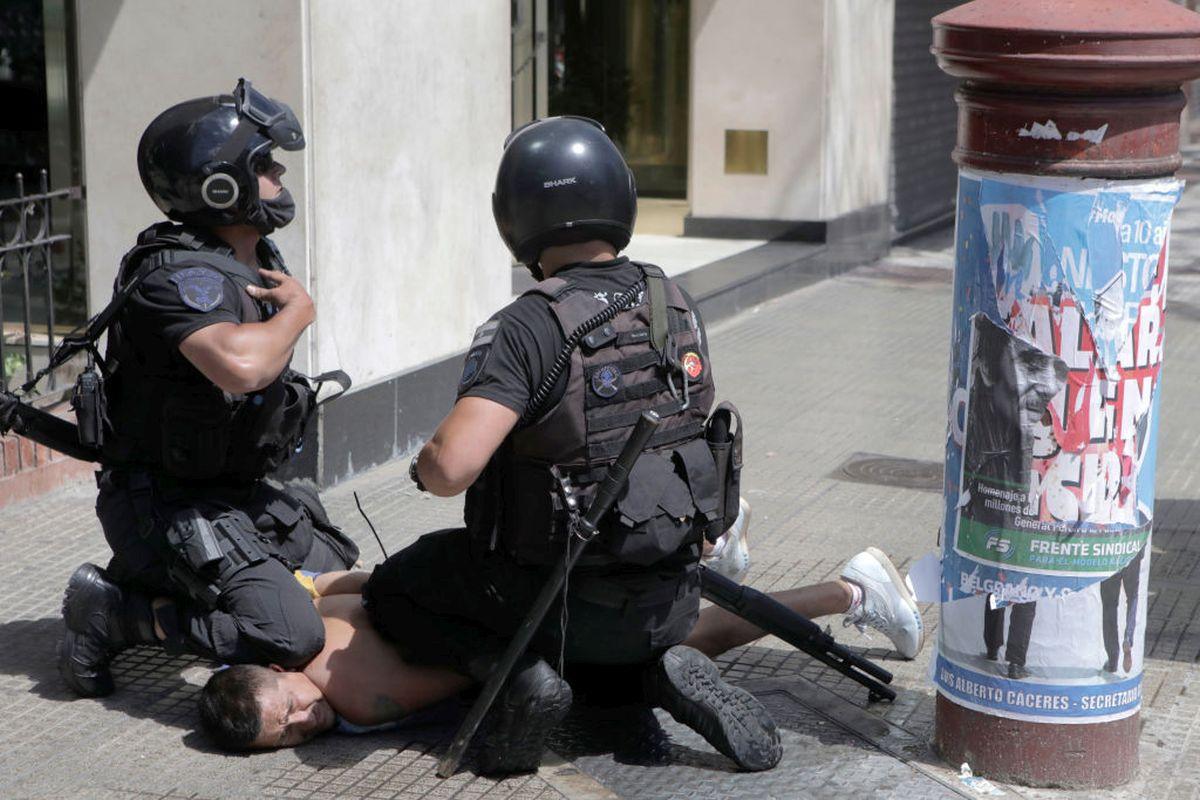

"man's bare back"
[306, 592, 470, 727]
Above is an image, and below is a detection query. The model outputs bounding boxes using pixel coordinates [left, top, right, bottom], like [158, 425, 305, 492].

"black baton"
[436, 410, 662, 778]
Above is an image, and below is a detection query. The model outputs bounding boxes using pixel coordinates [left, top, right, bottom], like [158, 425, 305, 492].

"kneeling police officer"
[373, 117, 781, 773]
[59, 80, 359, 697]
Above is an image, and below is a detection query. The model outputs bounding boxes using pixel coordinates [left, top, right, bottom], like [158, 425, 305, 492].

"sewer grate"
[832, 452, 944, 493]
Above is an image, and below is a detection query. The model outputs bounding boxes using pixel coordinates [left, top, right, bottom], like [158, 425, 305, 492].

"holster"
[704, 402, 743, 543]
[164, 507, 269, 609]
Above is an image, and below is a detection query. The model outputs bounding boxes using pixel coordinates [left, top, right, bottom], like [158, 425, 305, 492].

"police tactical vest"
[101, 223, 316, 482]
[467, 263, 721, 567]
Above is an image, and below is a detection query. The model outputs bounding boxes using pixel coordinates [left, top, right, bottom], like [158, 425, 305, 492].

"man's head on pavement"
[492, 115, 637, 277]
[199, 664, 336, 750]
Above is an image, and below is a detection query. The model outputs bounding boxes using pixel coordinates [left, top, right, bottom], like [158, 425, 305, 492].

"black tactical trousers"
[95, 471, 358, 667]
[361, 527, 701, 676]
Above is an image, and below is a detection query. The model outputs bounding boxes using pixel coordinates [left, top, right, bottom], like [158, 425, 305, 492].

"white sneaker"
[840, 547, 925, 659]
[703, 498, 751, 582]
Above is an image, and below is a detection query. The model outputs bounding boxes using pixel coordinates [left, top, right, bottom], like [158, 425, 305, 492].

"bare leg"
[685, 581, 854, 658]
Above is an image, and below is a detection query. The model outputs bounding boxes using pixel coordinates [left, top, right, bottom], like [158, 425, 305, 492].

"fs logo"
[985, 532, 1013, 557]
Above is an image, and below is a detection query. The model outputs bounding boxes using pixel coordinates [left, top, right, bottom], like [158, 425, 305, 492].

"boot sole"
[863, 546, 925, 656]
[654, 646, 781, 772]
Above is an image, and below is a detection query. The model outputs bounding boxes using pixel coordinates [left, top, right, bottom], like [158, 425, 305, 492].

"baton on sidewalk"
[700, 566, 896, 702]
[436, 410, 662, 779]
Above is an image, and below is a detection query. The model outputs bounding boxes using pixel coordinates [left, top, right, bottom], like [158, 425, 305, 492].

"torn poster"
[936, 170, 1181, 723]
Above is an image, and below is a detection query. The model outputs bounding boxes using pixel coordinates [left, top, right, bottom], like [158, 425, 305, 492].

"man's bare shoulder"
[313, 593, 370, 626]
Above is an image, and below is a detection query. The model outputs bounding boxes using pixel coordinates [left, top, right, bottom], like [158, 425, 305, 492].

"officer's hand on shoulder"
[246, 268, 314, 322]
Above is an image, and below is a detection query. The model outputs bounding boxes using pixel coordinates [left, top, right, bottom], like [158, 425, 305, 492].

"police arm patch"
[459, 346, 491, 390]
[168, 267, 226, 312]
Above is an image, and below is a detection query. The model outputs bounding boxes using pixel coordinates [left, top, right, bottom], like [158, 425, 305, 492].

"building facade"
[0, 0, 958, 499]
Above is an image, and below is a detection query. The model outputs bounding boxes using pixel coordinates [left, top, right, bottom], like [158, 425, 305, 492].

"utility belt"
[100, 468, 357, 610]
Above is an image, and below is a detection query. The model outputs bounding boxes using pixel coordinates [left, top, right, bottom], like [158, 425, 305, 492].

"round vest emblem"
[682, 351, 704, 380]
[590, 364, 622, 398]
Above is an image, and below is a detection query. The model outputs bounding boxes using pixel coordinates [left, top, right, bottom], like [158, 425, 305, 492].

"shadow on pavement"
[0, 615, 213, 739]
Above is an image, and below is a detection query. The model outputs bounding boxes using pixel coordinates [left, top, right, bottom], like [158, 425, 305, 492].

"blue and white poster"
[936, 170, 1182, 723]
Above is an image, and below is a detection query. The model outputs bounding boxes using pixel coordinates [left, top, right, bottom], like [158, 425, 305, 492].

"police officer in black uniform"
[58, 79, 359, 698]
[362, 117, 780, 774]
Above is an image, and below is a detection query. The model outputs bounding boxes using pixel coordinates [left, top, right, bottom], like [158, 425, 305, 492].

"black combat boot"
[469, 653, 573, 775]
[642, 645, 782, 772]
[58, 563, 157, 697]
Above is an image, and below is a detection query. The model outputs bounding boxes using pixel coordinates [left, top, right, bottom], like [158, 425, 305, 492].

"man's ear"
[268, 664, 285, 673]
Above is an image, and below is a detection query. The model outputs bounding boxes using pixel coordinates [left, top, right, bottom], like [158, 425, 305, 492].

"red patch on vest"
[682, 351, 703, 380]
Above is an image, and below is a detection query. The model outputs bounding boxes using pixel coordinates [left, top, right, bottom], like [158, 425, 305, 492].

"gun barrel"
[700, 566, 895, 699]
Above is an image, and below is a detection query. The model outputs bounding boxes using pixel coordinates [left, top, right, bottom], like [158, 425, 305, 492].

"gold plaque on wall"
[724, 129, 768, 175]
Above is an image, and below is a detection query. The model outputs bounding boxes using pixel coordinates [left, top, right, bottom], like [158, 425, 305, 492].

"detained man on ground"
[199, 532, 923, 753]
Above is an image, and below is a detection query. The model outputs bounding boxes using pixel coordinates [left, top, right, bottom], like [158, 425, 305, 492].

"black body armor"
[467, 264, 721, 567]
[100, 223, 317, 481]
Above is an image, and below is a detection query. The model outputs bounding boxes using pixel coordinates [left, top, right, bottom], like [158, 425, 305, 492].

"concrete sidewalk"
[4, 190, 1200, 798]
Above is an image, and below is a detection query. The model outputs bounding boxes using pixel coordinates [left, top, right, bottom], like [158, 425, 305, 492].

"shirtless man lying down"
[198, 547, 923, 751]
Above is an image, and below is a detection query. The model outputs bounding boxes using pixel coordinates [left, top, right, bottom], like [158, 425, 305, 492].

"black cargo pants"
[95, 470, 359, 667]
[361, 527, 701, 676]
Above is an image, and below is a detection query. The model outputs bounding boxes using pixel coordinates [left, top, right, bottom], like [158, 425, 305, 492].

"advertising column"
[930, 0, 1200, 788]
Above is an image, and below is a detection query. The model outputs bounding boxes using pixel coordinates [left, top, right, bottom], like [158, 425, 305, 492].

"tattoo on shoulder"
[372, 695, 406, 720]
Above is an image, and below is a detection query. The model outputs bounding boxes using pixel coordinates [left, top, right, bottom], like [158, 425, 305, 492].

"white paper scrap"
[959, 763, 1005, 796]
[906, 552, 942, 604]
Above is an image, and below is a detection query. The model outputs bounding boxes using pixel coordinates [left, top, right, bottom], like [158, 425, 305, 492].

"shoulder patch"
[459, 346, 491, 390]
[469, 320, 501, 350]
[168, 266, 225, 312]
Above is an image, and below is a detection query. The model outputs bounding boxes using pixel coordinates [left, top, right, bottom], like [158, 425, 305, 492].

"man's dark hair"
[198, 664, 274, 750]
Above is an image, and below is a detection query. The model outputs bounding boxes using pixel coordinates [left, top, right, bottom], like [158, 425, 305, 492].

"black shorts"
[361, 528, 700, 674]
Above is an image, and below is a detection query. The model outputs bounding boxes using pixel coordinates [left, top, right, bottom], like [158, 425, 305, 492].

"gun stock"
[0, 391, 99, 463]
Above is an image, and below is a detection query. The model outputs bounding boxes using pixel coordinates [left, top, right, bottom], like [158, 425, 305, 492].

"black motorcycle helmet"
[137, 78, 304, 229]
[493, 116, 637, 270]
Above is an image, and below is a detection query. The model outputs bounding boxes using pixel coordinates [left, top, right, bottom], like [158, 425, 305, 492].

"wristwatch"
[409, 455, 427, 493]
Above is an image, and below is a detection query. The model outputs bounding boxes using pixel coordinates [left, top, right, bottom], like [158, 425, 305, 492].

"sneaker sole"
[655, 647, 781, 772]
[863, 546, 925, 657]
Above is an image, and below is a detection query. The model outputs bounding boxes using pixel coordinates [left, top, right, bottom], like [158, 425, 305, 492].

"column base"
[934, 694, 1140, 789]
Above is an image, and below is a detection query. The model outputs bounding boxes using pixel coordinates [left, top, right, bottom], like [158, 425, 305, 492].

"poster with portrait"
[935, 170, 1181, 723]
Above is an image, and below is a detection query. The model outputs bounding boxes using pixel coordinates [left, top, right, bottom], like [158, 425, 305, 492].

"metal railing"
[0, 170, 81, 391]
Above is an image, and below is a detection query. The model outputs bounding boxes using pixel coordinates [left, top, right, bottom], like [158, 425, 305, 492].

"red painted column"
[931, 0, 1200, 788]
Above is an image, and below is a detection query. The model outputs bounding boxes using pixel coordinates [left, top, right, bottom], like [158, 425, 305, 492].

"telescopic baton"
[436, 410, 662, 778]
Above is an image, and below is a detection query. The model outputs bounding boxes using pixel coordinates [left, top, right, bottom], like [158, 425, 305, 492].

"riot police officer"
[58, 79, 359, 698]
[362, 117, 780, 773]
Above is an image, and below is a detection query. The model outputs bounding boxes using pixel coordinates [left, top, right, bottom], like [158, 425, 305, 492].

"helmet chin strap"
[527, 263, 545, 281]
